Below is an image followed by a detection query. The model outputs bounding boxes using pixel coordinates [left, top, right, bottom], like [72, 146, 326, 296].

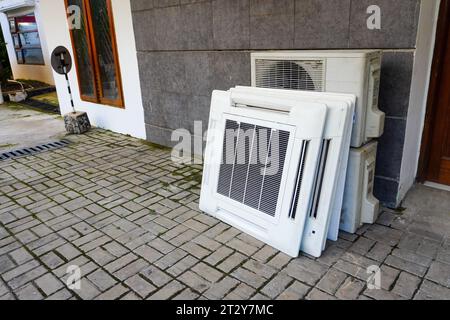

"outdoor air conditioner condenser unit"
[199, 87, 355, 258]
[251, 50, 385, 149]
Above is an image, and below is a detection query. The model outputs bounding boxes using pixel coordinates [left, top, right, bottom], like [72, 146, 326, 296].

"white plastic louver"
[200, 87, 355, 257]
[233, 87, 355, 256]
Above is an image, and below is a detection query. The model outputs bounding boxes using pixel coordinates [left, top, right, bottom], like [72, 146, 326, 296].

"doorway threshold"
[423, 181, 450, 192]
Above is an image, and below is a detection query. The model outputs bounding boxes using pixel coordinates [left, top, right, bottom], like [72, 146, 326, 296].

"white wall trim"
[397, 0, 441, 204]
[38, 0, 146, 139]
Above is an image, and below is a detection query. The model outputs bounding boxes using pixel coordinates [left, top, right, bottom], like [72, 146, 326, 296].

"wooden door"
[420, 0, 450, 185]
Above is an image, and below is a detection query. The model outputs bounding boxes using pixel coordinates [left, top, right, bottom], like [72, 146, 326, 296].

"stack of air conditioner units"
[199, 87, 355, 258]
[251, 50, 385, 237]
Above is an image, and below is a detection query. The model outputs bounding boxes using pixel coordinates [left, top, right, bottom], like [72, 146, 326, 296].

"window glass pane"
[9, 19, 16, 33]
[89, 0, 120, 101]
[68, 0, 96, 98]
[16, 50, 24, 64]
[16, 15, 37, 32]
[19, 31, 41, 48]
[23, 48, 44, 64]
[12, 34, 21, 48]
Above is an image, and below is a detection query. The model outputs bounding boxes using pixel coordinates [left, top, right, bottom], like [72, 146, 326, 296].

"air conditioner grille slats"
[217, 119, 290, 217]
[255, 59, 325, 92]
[309, 139, 331, 219]
[289, 141, 309, 220]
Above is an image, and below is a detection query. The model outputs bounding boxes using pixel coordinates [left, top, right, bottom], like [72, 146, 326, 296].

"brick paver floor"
[0, 129, 449, 300]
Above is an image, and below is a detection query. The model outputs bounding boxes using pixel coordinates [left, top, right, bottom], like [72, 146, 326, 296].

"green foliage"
[0, 29, 12, 86]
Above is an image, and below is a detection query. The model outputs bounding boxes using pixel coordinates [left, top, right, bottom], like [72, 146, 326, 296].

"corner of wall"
[397, 0, 441, 205]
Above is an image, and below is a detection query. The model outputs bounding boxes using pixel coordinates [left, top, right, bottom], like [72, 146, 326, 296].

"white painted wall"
[397, 0, 441, 203]
[38, 0, 146, 139]
[0, 0, 55, 84]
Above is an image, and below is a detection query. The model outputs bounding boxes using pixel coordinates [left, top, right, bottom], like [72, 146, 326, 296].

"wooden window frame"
[9, 14, 45, 66]
[65, 0, 124, 108]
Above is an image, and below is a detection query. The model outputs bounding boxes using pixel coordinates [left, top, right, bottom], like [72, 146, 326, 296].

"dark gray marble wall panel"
[154, 0, 181, 8]
[376, 118, 407, 180]
[294, 0, 351, 49]
[146, 124, 178, 148]
[374, 177, 399, 208]
[349, 0, 420, 49]
[131, 0, 155, 11]
[379, 52, 415, 118]
[250, 0, 295, 49]
[138, 51, 250, 131]
[132, 2, 213, 51]
[213, 0, 250, 49]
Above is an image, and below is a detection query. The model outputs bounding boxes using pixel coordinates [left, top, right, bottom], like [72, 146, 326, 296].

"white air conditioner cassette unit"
[251, 50, 385, 148]
[200, 87, 354, 257]
[340, 141, 380, 233]
[232, 86, 355, 255]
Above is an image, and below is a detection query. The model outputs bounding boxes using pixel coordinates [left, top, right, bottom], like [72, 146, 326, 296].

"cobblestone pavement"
[0, 129, 449, 300]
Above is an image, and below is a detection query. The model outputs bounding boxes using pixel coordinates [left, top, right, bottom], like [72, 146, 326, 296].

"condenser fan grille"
[255, 59, 325, 92]
[217, 119, 290, 217]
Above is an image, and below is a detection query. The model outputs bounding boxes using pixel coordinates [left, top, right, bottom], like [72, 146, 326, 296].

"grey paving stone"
[179, 271, 211, 293]
[335, 277, 366, 300]
[41, 251, 65, 269]
[135, 245, 163, 263]
[277, 281, 310, 300]
[363, 288, 405, 300]
[96, 284, 129, 300]
[392, 248, 433, 267]
[148, 280, 185, 300]
[217, 252, 247, 273]
[46, 288, 74, 300]
[385, 255, 428, 277]
[35, 273, 64, 296]
[125, 275, 156, 298]
[105, 253, 138, 273]
[204, 246, 233, 266]
[392, 272, 421, 299]
[285, 258, 328, 286]
[425, 261, 450, 288]
[203, 276, 240, 300]
[15, 283, 43, 300]
[77, 278, 101, 300]
[261, 272, 293, 298]
[267, 252, 292, 269]
[140, 265, 172, 287]
[114, 259, 149, 281]
[350, 237, 376, 255]
[366, 242, 392, 262]
[0, 255, 16, 273]
[316, 269, 348, 295]
[86, 243, 115, 263]
[154, 248, 188, 270]
[87, 269, 118, 291]
[166, 255, 198, 277]
[180, 242, 210, 260]
[414, 280, 450, 300]
[243, 259, 277, 279]
[192, 262, 223, 283]
[173, 288, 200, 300]
[231, 267, 265, 289]
[306, 288, 337, 300]
[224, 283, 256, 300]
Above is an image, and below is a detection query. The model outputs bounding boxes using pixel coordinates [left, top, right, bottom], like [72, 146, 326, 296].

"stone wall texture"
[130, 0, 422, 207]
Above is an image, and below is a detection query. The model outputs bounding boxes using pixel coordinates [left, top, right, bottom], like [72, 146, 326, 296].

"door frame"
[417, 0, 450, 183]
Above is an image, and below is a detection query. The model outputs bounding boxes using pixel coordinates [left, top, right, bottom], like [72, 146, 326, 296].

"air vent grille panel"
[217, 119, 290, 217]
[255, 59, 325, 92]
